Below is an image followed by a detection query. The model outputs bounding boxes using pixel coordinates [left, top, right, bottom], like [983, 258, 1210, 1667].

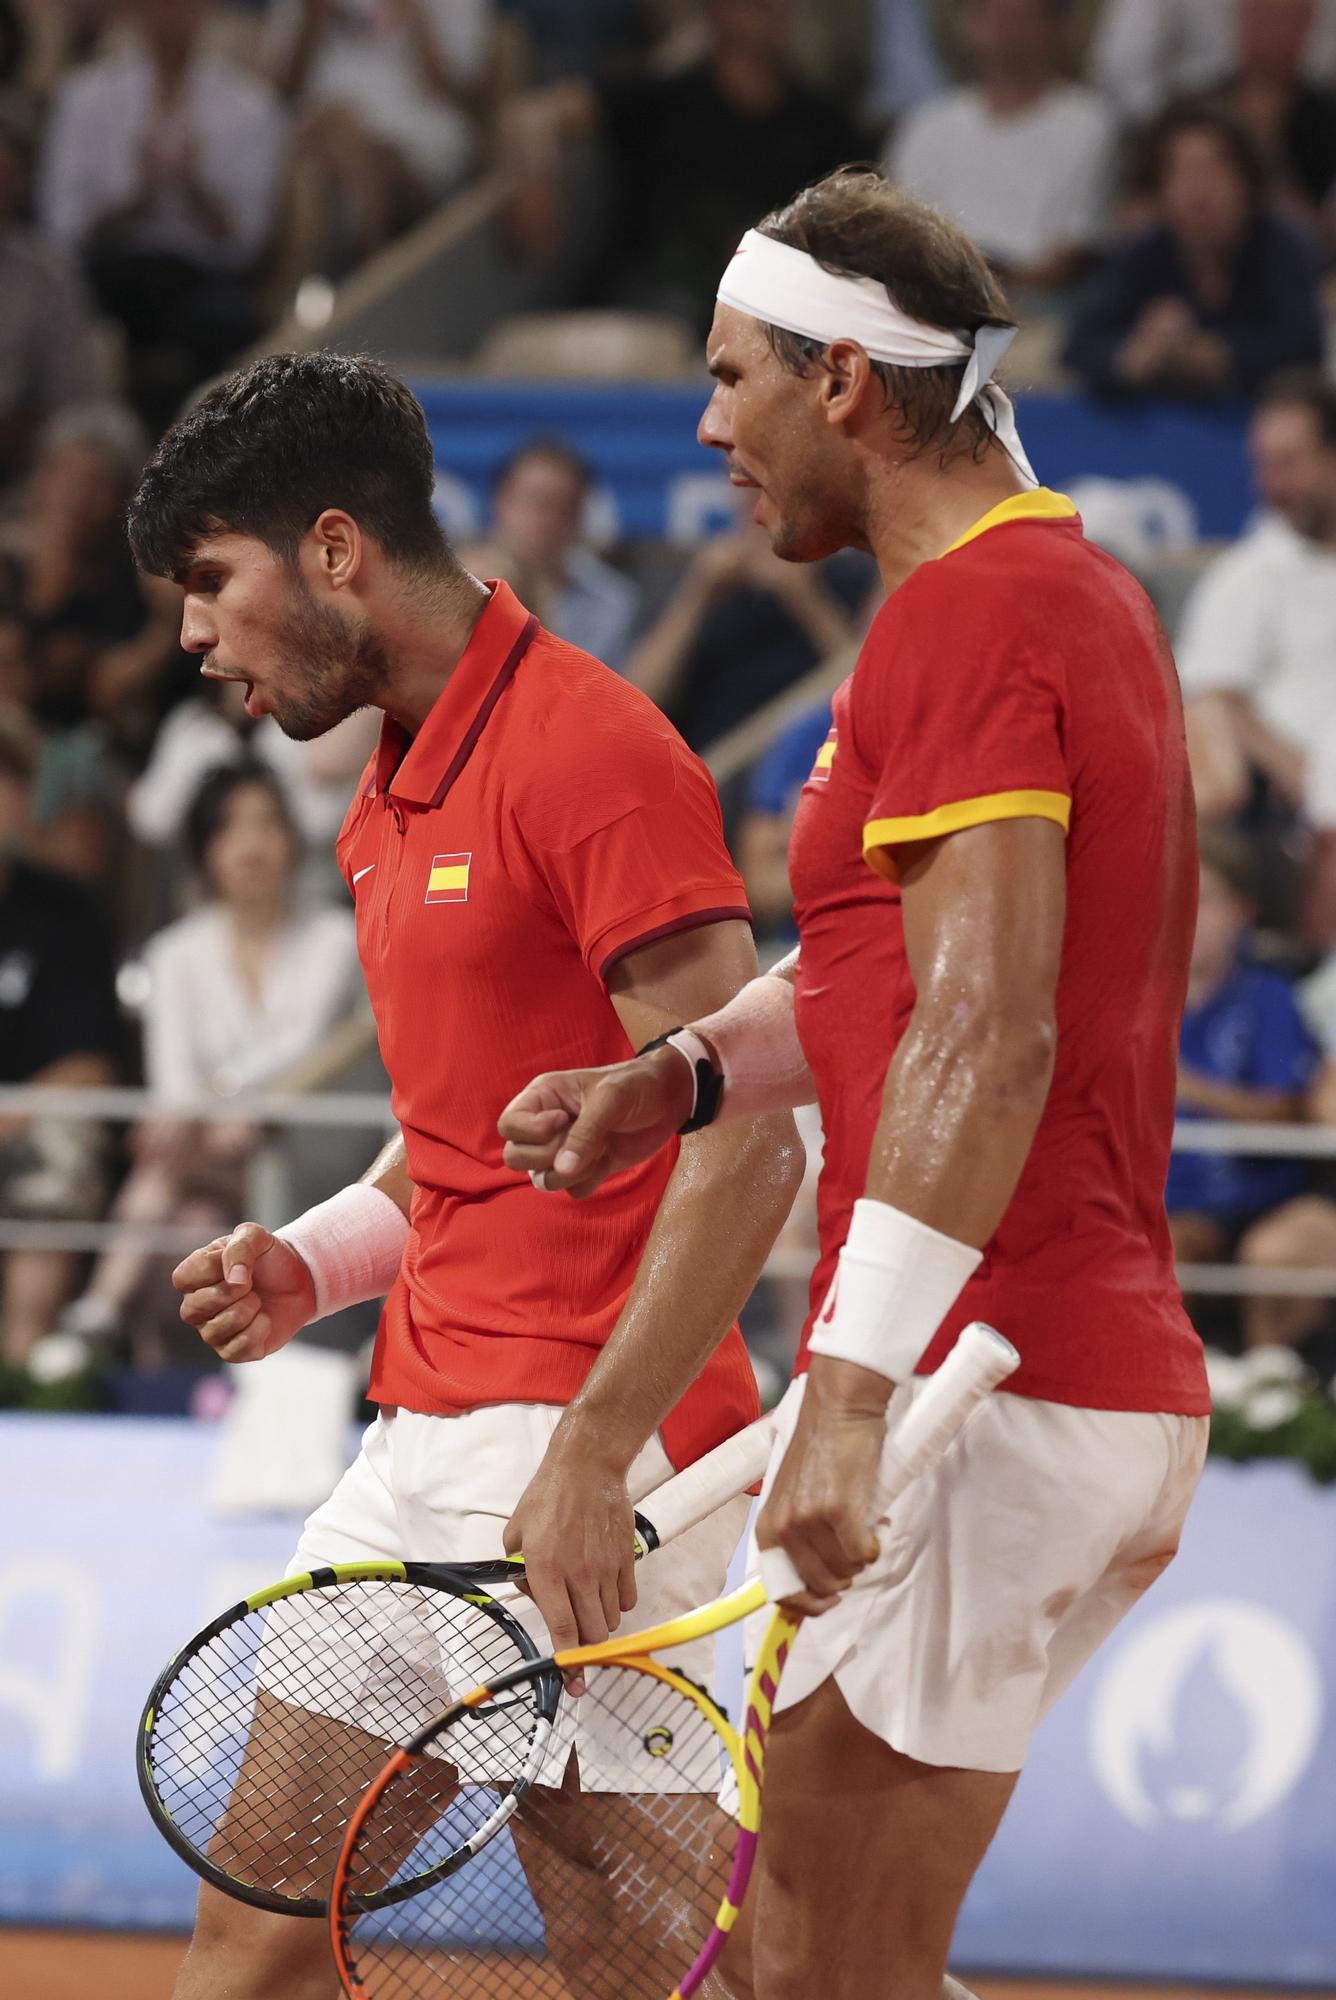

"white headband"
[717, 229, 1035, 483]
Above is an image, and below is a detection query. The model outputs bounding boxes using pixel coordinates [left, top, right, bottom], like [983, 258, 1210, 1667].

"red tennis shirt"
[788, 491, 1208, 1415]
[335, 581, 759, 1465]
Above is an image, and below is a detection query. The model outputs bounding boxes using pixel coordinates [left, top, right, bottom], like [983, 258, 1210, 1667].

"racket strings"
[146, 1580, 525, 1903]
[337, 1664, 736, 1999]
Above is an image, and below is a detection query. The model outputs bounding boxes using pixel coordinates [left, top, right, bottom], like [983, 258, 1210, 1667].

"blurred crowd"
[4, 0, 1336, 1396]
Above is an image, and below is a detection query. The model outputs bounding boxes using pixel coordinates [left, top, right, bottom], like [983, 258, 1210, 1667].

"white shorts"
[752, 1376, 1208, 1774]
[279, 1402, 749, 1789]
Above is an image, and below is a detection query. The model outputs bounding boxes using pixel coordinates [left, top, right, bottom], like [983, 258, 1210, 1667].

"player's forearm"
[807, 1002, 1054, 1409]
[868, 1001, 1056, 1246]
[544, 1112, 804, 1470]
[361, 1131, 415, 1218]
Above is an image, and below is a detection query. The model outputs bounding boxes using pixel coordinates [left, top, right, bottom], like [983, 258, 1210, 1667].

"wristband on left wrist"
[636, 1027, 723, 1133]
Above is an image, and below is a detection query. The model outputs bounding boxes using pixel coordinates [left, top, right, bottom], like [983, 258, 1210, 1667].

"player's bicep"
[606, 919, 759, 1052]
[898, 817, 1066, 1028]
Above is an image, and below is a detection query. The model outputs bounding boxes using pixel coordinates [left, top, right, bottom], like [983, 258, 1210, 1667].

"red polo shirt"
[335, 581, 759, 1466]
[788, 494, 1206, 1415]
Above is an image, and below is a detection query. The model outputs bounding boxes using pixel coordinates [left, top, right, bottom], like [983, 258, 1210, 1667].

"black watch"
[636, 1029, 724, 1134]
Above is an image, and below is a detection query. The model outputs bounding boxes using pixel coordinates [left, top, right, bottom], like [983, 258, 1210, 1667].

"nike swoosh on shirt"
[352, 864, 376, 885]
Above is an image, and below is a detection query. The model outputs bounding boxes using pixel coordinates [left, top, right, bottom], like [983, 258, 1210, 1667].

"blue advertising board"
[416, 380, 1253, 549]
[4, 1415, 1333, 1982]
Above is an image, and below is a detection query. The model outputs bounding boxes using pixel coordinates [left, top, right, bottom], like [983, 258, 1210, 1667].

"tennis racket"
[137, 1409, 776, 1918]
[328, 1321, 1020, 2000]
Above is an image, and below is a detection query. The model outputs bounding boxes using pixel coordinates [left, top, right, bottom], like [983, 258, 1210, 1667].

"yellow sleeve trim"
[863, 789, 1072, 879]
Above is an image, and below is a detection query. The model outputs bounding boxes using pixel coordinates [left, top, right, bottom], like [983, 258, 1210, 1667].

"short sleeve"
[521, 719, 750, 982]
[854, 572, 1072, 882]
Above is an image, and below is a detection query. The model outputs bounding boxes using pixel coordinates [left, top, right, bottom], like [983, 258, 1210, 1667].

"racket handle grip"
[758, 1322, 1019, 1603]
[638, 1408, 778, 1548]
[876, 1321, 1018, 1513]
[757, 1543, 807, 1602]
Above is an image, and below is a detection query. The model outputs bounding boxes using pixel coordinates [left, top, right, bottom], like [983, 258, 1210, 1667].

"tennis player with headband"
[501, 167, 1210, 1999]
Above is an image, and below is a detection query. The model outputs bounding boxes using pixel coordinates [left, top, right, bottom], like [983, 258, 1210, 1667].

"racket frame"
[136, 1559, 541, 1918]
[328, 1651, 749, 1999]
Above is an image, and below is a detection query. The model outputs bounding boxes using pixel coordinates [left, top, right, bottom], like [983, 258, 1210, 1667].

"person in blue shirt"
[1169, 827, 1336, 1348]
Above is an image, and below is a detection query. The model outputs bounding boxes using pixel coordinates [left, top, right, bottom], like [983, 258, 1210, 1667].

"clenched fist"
[172, 1221, 317, 1364]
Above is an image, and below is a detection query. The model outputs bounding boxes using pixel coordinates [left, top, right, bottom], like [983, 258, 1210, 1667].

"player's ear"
[308, 508, 363, 593]
[819, 339, 875, 428]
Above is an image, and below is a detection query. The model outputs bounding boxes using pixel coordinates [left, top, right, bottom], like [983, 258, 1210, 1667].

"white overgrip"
[636, 1410, 778, 1548]
[758, 1323, 1020, 1603]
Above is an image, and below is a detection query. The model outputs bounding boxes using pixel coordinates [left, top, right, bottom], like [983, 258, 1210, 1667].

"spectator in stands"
[37, 0, 287, 426]
[1168, 826, 1336, 1352]
[62, 761, 360, 1359]
[462, 439, 641, 671]
[504, 0, 864, 333]
[1178, 370, 1336, 829]
[8, 404, 167, 737]
[866, 0, 949, 126]
[1210, 0, 1336, 235]
[1092, 0, 1336, 121]
[500, 0, 657, 85]
[886, 0, 1117, 293]
[265, 0, 490, 278]
[1064, 105, 1325, 400]
[0, 705, 119, 1365]
[624, 517, 867, 751]
[736, 703, 830, 940]
[0, 91, 105, 493]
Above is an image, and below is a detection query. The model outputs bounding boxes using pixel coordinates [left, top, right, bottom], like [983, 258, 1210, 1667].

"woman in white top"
[65, 761, 361, 1356]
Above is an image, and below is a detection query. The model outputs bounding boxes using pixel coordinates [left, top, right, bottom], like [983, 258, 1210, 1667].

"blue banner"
[416, 381, 1252, 548]
[4, 1415, 1333, 1982]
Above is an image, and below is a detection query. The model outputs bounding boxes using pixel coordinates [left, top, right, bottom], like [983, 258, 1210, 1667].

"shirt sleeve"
[521, 718, 751, 983]
[854, 573, 1071, 882]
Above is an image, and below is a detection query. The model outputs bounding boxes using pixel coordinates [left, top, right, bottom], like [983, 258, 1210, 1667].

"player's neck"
[378, 569, 492, 735]
[862, 450, 1030, 594]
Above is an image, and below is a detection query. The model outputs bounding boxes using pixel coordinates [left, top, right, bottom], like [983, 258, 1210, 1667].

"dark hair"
[1142, 102, 1268, 204]
[753, 167, 1018, 459]
[184, 761, 299, 878]
[1258, 367, 1336, 448]
[492, 436, 592, 498]
[127, 352, 451, 581]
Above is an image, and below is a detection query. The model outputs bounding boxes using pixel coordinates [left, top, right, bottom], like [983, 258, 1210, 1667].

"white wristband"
[275, 1182, 409, 1321]
[806, 1198, 982, 1384]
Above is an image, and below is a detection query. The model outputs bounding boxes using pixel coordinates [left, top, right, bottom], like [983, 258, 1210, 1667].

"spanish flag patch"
[425, 852, 471, 904]
[811, 727, 837, 782]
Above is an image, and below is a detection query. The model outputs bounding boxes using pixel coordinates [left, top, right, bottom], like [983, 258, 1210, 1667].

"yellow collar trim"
[943, 486, 1078, 557]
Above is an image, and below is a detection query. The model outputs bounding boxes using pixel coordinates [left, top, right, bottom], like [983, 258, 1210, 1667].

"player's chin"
[269, 697, 348, 743]
[767, 514, 830, 564]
